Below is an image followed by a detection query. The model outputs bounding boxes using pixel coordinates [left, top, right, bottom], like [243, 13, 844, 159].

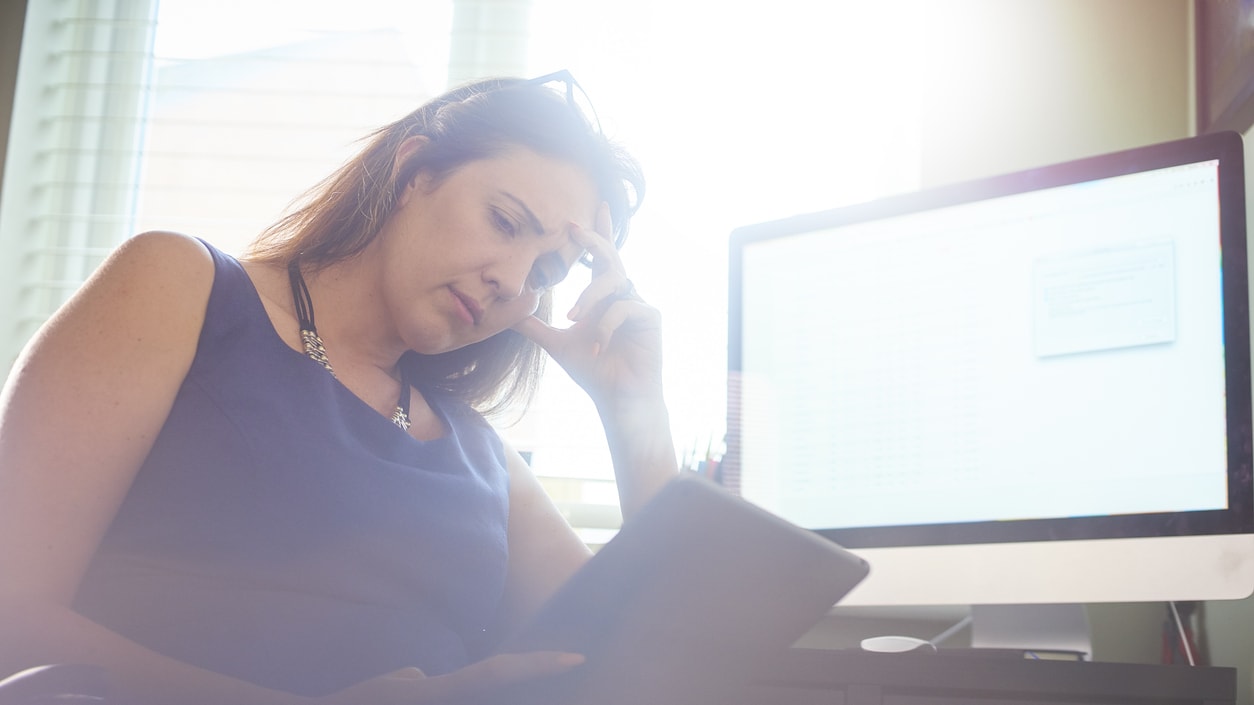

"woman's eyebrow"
[499, 190, 588, 265]
[500, 192, 546, 236]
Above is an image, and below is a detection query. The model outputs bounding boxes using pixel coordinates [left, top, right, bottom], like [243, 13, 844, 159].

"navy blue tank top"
[73, 240, 511, 696]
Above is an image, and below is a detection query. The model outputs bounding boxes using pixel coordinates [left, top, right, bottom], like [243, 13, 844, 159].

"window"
[0, 0, 159, 374]
[514, 1, 925, 535]
[1, 0, 923, 539]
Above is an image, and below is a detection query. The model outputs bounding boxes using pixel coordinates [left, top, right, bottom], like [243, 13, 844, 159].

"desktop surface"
[741, 648, 1236, 705]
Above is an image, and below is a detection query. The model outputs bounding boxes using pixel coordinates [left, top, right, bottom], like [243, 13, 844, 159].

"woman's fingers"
[566, 205, 636, 321]
[573, 203, 621, 273]
[381, 667, 427, 680]
[420, 652, 585, 701]
[567, 270, 634, 322]
[320, 652, 584, 705]
[516, 291, 655, 360]
[595, 201, 614, 246]
[588, 296, 657, 356]
[514, 200, 653, 363]
[512, 314, 560, 352]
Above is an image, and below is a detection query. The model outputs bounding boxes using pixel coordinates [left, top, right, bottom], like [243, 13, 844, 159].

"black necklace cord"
[288, 259, 317, 332]
[287, 260, 334, 376]
[286, 258, 411, 430]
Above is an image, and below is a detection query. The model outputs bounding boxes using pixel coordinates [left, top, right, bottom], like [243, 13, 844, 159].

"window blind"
[0, 0, 158, 377]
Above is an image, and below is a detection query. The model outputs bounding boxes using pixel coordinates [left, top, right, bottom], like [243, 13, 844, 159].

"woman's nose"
[486, 254, 531, 301]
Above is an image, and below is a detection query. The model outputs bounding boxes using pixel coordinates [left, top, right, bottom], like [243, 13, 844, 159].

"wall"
[919, 0, 1191, 187]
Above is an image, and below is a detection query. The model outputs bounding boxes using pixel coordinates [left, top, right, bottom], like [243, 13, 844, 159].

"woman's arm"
[499, 204, 681, 639]
[493, 443, 594, 637]
[511, 204, 679, 519]
[0, 232, 313, 705]
[590, 392, 677, 518]
[0, 232, 586, 705]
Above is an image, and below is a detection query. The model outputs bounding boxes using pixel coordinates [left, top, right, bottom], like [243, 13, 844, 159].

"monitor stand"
[969, 604, 1091, 660]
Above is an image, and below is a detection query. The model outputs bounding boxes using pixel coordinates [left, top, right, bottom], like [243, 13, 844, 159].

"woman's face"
[377, 145, 598, 355]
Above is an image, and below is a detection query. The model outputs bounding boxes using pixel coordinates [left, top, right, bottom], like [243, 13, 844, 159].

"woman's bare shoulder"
[52, 231, 216, 323]
[13, 231, 218, 386]
[103, 230, 214, 281]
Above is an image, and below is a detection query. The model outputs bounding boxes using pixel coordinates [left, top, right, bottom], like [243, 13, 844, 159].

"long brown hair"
[245, 76, 644, 416]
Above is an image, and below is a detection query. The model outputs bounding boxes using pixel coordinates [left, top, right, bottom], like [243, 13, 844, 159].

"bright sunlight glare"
[147, 0, 925, 480]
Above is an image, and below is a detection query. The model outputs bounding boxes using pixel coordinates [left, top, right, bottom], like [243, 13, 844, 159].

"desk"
[741, 648, 1236, 705]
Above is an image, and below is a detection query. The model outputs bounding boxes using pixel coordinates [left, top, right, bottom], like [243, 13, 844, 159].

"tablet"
[488, 474, 871, 705]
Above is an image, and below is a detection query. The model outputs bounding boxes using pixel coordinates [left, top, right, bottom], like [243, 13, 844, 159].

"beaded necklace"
[287, 260, 412, 431]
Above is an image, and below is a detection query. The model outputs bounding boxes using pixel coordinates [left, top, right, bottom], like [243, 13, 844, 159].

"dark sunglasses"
[524, 70, 620, 266]
[526, 69, 604, 138]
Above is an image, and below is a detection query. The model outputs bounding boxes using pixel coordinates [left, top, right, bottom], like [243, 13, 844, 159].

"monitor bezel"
[726, 130, 1252, 551]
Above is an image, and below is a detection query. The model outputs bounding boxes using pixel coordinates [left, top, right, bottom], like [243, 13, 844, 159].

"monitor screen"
[726, 131, 1254, 614]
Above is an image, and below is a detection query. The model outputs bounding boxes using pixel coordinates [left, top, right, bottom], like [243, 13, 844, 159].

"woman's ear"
[394, 135, 430, 206]
[394, 135, 429, 177]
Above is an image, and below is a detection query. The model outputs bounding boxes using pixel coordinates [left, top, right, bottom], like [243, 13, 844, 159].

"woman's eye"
[491, 209, 517, 237]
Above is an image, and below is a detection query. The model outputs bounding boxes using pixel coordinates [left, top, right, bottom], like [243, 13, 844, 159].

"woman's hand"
[512, 204, 663, 410]
[317, 652, 584, 705]
[512, 204, 677, 516]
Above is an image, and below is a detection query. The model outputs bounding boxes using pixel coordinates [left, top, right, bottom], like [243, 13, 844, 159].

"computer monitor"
[726, 131, 1254, 656]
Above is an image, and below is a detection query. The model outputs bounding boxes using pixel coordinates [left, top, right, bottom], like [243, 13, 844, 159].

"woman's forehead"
[462, 148, 600, 226]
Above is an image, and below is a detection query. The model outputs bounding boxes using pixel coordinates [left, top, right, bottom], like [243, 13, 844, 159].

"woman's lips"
[450, 287, 482, 326]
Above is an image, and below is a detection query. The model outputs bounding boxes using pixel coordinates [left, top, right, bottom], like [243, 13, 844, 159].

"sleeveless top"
[72, 240, 512, 697]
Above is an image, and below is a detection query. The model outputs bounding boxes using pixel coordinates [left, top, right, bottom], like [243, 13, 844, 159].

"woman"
[0, 74, 677, 704]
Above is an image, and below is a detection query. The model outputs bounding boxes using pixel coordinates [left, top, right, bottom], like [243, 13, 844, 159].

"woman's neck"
[297, 250, 407, 376]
